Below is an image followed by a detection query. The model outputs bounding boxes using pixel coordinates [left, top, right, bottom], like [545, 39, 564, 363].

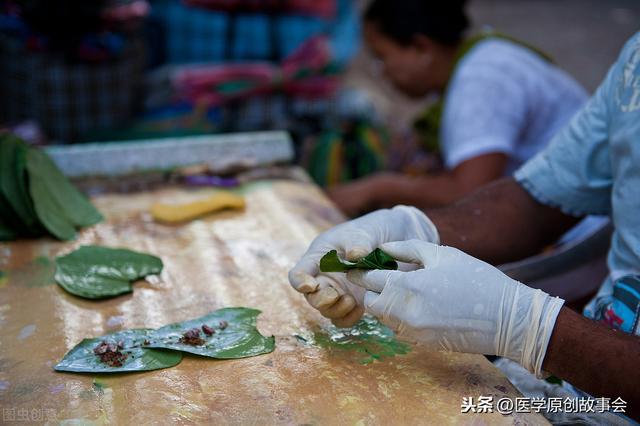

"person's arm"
[350, 240, 640, 421]
[328, 152, 507, 217]
[427, 177, 580, 264]
[304, 176, 579, 327]
[379, 152, 508, 208]
[544, 307, 640, 420]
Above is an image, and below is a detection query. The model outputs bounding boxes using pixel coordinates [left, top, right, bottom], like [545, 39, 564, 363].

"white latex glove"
[348, 240, 564, 377]
[289, 206, 439, 327]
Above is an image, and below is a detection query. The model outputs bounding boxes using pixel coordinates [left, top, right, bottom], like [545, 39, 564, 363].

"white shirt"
[441, 38, 588, 174]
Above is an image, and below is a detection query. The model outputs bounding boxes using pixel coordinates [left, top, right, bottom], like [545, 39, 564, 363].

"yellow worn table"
[0, 178, 547, 425]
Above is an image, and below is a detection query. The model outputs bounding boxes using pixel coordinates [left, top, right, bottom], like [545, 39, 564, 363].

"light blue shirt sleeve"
[515, 32, 640, 331]
[513, 56, 617, 217]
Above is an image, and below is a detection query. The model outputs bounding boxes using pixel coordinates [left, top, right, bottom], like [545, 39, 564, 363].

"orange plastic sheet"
[0, 177, 547, 424]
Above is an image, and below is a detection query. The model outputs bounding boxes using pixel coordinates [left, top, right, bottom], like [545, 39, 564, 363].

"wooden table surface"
[0, 176, 547, 425]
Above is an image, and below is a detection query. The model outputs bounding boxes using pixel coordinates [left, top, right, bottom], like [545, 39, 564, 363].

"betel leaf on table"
[146, 307, 275, 359]
[55, 307, 274, 374]
[26, 148, 103, 240]
[55, 245, 163, 299]
[319, 248, 398, 273]
[55, 329, 182, 373]
[303, 315, 411, 365]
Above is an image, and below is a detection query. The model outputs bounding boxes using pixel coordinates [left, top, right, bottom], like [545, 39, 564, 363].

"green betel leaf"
[319, 250, 353, 272]
[357, 248, 399, 270]
[0, 136, 41, 236]
[303, 315, 411, 365]
[147, 307, 275, 359]
[55, 329, 182, 373]
[55, 308, 274, 374]
[13, 142, 43, 235]
[26, 148, 103, 240]
[0, 181, 35, 240]
[319, 248, 398, 273]
[0, 199, 17, 241]
[55, 246, 163, 299]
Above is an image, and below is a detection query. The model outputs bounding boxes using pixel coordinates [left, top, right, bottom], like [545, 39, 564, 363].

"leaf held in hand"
[319, 248, 398, 273]
[55, 246, 163, 299]
[146, 307, 275, 359]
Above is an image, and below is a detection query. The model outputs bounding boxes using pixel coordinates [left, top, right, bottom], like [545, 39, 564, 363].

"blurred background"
[0, 0, 638, 183]
[345, 0, 639, 130]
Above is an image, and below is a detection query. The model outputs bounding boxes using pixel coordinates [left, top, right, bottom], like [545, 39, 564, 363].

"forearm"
[376, 173, 468, 209]
[427, 177, 580, 264]
[543, 307, 640, 420]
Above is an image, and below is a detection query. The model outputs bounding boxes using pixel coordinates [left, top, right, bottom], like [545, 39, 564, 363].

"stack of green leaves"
[55, 246, 164, 299]
[319, 248, 398, 273]
[55, 308, 276, 373]
[0, 134, 103, 241]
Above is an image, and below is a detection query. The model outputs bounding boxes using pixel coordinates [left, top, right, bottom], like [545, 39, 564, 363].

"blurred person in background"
[328, 0, 588, 217]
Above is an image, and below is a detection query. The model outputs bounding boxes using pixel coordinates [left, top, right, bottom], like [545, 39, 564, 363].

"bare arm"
[327, 153, 507, 217]
[427, 178, 640, 415]
[427, 177, 581, 264]
[543, 307, 640, 420]
[376, 153, 508, 209]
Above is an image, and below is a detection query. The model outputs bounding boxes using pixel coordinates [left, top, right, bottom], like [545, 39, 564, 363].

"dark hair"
[364, 0, 469, 46]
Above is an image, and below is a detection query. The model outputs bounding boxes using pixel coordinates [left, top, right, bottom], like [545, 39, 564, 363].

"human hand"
[289, 206, 439, 327]
[348, 240, 564, 376]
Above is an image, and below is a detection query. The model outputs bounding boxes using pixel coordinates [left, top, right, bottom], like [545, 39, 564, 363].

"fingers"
[321, 294, 356, 319]
[331, 305, 365, 328]
[347, 269, 400, 293]
[379, 240, 439, 265]
[289, 228, 375, 292]
[305, 279, 357, 320]
[342, 234, 375, 262]
[363, 291, 382, 316]
[300, 271, 363, 324]
[289, 256, 320, 293]
[305, 281, 341, 310]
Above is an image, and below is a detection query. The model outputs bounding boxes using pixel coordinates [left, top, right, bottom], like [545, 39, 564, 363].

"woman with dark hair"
[328, 0, 588, 216]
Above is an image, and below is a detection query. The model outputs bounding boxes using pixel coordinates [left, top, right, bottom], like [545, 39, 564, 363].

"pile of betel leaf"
[55, 307, 275, 373]
[0, 134, 102, 241]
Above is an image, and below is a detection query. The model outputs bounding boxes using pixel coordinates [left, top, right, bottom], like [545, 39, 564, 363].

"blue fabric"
[151, 0, 359, 65]
[0, 35, 145, 142]
[514, 32, 640, 334]
[275, 15, 325, 59]
[153, 0, 228, 63]
[326, 0, 360, 65]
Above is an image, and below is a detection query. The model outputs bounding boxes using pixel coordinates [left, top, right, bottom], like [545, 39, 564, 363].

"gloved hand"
[289, 206, 439, 327]
[303, 272, 367, 328]
[348, 240, 564, 377]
